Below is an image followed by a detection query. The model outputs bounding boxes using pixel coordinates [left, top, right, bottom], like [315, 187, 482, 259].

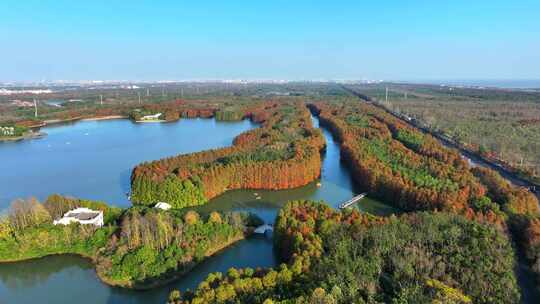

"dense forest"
[164, 100, 539, 303]
[310, 101, 538, 215]
[167, 201, 519, 303]
[348, 83, 540, 183]
[131, 101, 325, 208]
[96, 208, 258, 288]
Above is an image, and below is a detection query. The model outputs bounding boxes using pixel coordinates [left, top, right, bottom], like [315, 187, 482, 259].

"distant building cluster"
[0, 88, 53, 95]
[0, 126, 15, 136]
[53, 207, 104, 227]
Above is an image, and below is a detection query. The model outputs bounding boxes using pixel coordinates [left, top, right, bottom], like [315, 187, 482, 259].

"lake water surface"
[0, 115, 397, 304]
[0, 118, 256, 210]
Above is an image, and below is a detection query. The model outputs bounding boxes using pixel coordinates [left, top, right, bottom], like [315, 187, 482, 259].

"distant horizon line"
[1, 78, 540, 89]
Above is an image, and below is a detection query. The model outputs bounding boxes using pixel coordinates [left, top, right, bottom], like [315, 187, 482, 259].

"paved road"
[342, 85, 540, 200]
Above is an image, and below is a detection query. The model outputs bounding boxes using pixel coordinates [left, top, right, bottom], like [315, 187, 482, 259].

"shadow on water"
[119, 168, 132, 199]
[516, 248, 540, 304]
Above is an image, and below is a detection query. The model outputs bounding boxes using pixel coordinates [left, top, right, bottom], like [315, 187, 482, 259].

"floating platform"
[339, 193, 367, 209]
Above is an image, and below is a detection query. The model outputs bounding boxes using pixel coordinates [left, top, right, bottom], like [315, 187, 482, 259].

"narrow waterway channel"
[0, 114, 396, 304]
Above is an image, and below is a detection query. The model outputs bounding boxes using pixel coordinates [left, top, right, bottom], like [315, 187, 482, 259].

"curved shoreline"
[0, 115, 128, 143]
[81, 115, 128, 121]
[0, 131, 47, 142]
[0, 232, 249, 290]
[95, 233, 247, 290]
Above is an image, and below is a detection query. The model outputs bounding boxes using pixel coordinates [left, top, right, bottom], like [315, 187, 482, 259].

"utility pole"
[34, 99, 38, 118]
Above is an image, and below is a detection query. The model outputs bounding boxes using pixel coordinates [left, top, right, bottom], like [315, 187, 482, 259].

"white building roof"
[155, 202, 172, 210]
[53, 207, 104, 227]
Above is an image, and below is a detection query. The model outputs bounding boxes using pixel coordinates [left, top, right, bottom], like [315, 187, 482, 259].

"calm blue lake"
[0, 118, 256, 210]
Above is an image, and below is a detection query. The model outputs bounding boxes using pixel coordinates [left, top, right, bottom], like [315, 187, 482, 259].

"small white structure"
[140, 113, 162, 120]
[254, 224, 273, 234]
[0, 126, 15, 136]
[53, 207, 104, 227]
[154, 202, 172, 210]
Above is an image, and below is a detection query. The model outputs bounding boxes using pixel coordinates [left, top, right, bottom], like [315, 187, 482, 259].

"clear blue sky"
[1, 0, 539, 81]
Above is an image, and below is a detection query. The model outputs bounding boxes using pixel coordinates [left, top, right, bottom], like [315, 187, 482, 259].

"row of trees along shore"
[8, 98, 224, 129]
[130, 101, 325, 209]
[0, 194, 261, 289]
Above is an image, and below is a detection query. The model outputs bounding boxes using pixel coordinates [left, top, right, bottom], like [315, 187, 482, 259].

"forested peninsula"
[130, 101, 325, 208]
[0, 194, 262, 289]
